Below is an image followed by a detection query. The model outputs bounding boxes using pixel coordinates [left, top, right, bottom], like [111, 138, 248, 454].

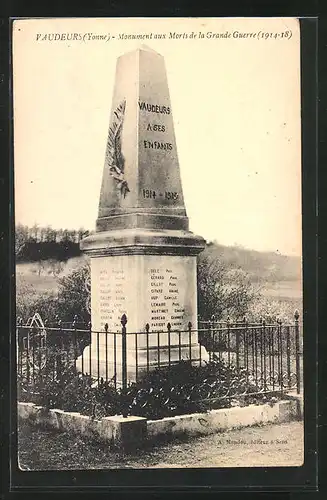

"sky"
[13, 17, 302, 256]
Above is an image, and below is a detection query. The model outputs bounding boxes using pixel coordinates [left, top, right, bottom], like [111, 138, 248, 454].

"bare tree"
[15, 224, 29, 258]
[30, 223, 39, 241]
[36, 260, 46, 276]
[48, 259, 64, 277]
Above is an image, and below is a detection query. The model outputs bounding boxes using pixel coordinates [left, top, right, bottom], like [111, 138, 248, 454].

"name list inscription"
[149, 267, 185, 330]
[99, 268, 127, 330]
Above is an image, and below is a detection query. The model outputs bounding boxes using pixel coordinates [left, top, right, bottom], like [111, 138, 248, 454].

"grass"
[262, 281, 302, 300]
[16, 272, 58, 294]
[16, 257, 87, 294]
[17, 419, 304, 470]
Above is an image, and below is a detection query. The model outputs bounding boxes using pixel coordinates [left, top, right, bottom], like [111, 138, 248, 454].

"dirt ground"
[18, 420, 304, 470]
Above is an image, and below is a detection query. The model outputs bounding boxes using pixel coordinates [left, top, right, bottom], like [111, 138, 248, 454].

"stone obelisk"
[79, 45, 208, 382]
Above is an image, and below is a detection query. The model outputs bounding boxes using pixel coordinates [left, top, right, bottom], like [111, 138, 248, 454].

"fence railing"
[17, 311, 302, 406]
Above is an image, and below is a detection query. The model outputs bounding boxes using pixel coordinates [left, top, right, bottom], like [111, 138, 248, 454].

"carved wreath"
[105, 100, 130, 198]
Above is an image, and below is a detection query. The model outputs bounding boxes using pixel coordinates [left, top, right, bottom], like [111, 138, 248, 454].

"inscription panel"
[91, 256, 133, 332]
[91, 255, 197, 333]
[143, 255, 197, 332]
[99, 269, 127, 329]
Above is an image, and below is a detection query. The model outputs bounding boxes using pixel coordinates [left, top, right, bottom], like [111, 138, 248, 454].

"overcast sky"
[13, 17, 301, 256]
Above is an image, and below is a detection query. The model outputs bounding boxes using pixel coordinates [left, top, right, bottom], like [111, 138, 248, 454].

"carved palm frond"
[114, 121, 124, 174]
[105, 100, 129, 197]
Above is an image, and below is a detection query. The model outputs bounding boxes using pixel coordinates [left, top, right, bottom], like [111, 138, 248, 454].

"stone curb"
[147, 399, 301, 440]
[18, 398, 302, 449]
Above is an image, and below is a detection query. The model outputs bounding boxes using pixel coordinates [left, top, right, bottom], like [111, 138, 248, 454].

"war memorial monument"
[78, 45, 209, 381]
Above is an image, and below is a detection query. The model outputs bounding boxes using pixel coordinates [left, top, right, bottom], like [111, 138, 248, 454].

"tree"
[56, 228, 64, 242]
[15, 224, 29, 258]
[77, 227, 86, 242]
[30, 223, 39, 241]
[16, 261, 91, 323]
[197, 246, 259, 321]
[48, 259, 64, 277]
[56, 262, 91, 322]
[197, 251, 226, 320]
[36, 259, 47, 276]
[246, 295, 300, 324]
[16, 275, 38, 321]
[39, 226, 47, 242]
[62, 229, 70, 242]
[68, 229, 77, 243]
[44, 225, 56, 242]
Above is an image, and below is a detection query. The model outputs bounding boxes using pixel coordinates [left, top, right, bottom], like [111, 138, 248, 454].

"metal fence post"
[167, 322, 171, 367]
[211, 314, 216, 354]
[277, 318, 283, 391]
[121, 314, 128, 417]
[235, 318, 240, 372]
[262, 319, 266, 390]
[86, 320, 92, 377]
[17, 318, 23, 379]
[72, 315, 77, 372]
[294, 310, 301, 394]
[243, 316, 249, 382]
[188, 322, 192, 362]
[259, 317, 263, 386]
[207, 317, 213, 362]
[227, 317, 231, 367]
[146, 323, 150, 373]
[104, 323, 108, 383]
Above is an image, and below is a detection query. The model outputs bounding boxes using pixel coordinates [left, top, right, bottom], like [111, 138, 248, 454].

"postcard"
[12, 17, 303, 471]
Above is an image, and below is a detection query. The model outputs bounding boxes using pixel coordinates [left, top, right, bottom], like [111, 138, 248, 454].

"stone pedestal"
[77, 228, 208, 382]
[77, 45, 209, 383]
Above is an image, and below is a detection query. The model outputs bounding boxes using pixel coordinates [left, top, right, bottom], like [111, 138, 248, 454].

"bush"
[15, 276, 59, 322]
[197, 247, 258, 321]
[16, 262, 91, 323]
[246, 295, 301, 324]
[15, 276, 39, 321]
[17, 358, 280, 420]
[56, 263, 90, 322]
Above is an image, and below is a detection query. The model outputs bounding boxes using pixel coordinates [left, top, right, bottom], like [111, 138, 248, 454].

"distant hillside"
[16, 240, 302, 324]
[17, 240, 82, 262]
[15, 224, 90, 263]
[205, 241, 301, 284]
[16, 234, 301, 287]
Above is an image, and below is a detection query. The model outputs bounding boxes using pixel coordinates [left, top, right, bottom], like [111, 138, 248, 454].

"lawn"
[16, 257, 86, 295]
[262, 280, 302, 300]
[16, 271, 59, 294]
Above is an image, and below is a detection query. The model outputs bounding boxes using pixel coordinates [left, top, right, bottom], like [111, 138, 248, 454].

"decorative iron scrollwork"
[25, 313, 47, 372]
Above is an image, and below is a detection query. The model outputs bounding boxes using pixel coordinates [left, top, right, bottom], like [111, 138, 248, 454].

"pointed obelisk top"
[80, 45, 206, 258]
[96, 44, 188, 233]
[139, 44, 160, 53]
[123, 44, 162, 57]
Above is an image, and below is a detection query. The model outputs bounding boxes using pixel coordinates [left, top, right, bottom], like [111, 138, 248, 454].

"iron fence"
[16, 312, 302, 418]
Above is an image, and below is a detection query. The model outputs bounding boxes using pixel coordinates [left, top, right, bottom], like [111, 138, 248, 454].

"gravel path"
[18, 420, 303, 470]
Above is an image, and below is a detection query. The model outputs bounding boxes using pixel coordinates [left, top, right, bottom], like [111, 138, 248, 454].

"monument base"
[78, 227, 209, 384]
[76, 342, 209, 384]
